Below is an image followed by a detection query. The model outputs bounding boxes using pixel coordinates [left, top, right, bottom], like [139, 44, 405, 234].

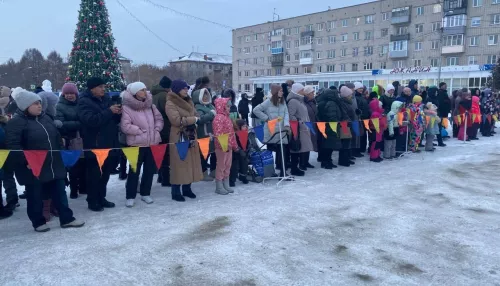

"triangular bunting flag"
[0, 150, 10, 169]
[253, 125, 264, 142]
[430, 117, 436, 128]
[410, 110, 416, 122]
[457, 115, 462, 125]
[380, 117, 387, 130]
[92, 149, 111, 173]
[197, 137, 210, 159]
[493, 115, 498, 122]
[371, 118, 380, 133]
[289, 120, 299, 139]
[60, 150, 82, 168]
[217, 134, 229, 152]
[122, 147, 140, 173]
[442, 118, 449, 129]
[236, 130, 249, 151]
[24, 150, 48, 178]
[175, 141, 190, 161]
[425, 116, 431, 127]
[316, 122, 327, 138]
[305, 122, 316, 135]
[340, 121, 349, 135]
[398, 112, 404, 127]
[478, 114, 482, 124]
[328, 122, 338, 136]
[267, 119, 278, 134]
[351, 121, 360, 136]
[150, 144, 167, 170]
[472, 114, 477, 124]
[363, 119, 371, 133]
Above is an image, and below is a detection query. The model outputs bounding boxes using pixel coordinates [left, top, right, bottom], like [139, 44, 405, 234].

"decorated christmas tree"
[67, 0, 125, 91]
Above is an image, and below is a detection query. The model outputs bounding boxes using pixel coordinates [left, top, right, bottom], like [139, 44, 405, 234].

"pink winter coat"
[212, 97, 238, 152]
[120, 90, 164, 147]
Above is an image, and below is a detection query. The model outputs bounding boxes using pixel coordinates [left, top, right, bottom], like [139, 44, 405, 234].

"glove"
[210, 110, 216, 116]
[54, 120, 63, 128]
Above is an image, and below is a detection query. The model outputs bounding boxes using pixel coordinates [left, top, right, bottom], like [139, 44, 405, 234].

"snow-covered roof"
[171, 52, 232, 65]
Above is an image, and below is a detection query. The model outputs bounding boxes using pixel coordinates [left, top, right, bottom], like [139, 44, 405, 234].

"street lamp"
[437, 11, 453, 85]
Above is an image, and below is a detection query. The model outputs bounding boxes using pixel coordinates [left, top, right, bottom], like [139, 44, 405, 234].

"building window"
[316, 65, 323, 73]
[415, 24, 424, 33]
[469, 36, 479, 46]
[382, 12, 389, 21]
[327, 50, 336, 58]
[433, 4, 441, 13]
[488, 35, 499, 45]
[468, 56, 478, 65]
[492, 14, 500, 25]
[396, 60, 405, 68]
[326, 65, 335, 72]
[355, 17, 361, 25]
[245, 36, 250, 42]
[253, 58, 258, 64]
[353, 32, 359, 40]
[415, 42, 422, 51]
[381, 28, 388, 37]
[444, 15, 466, 27]
[275, 68, 282, 76]
[294, 67, 299, 74]
[444, 34, 464, 46]
[268, 44, 271, 51]
[307, 24, 313, 31]
[294, 40, 300, 48]
[285, 68, 290, 74]
[353, 47, 359, 56]
[473, 0, 482, 7]
[317, 23, 324, 31]
[494, 0, 500, 4]
[431, 40, 439, 49]
[304, 66, 311, 73]
[253, 70, 258, 76]
[244, 71, 250, 77]
[352, 63, 358, 71]
[328, 35, 336, 44]
[364, 46, 373, 55]
[446, 57, 459, 66]
[316, 52, 322, 59]
[266, 69, 272, 76]
[364, 31, 372, 40]
[294, 53, 300, 61]
[487, 55, 498, 64]
[252, 46, 258, 53]
[327, 21, 335, 30]
[300, 36, 313, 45]
[286, 54, 291, 62]
[365, 15, 374, 24]
[285, 41, 291, 49]
[390, 40, 408, 51]
[413, 59, 422, 67]
[471, 17, 481, 27]
[300, 50, 312, 59]
[254, 34, 258, 41]
[244, 47, 250, 54]
[397, 26, 408, 35]
[285, 28, 291, 36]
[380, 62, 387, 69]
[259, 57, 264, 64]
[244, 84, 250, 92]
[340, 64, 346, 71]
[341, 34, 347, 42]
[259, 70, 264, 76]
[267, 56, 272, 63]
[260, 45, 265, 52]
[294, 27, 300, 34]
[316, 37, 323, 45]
[341, 49, 347, 57]
[432, 22, 441, 31]
[237, 48, 242, 54]
[430, 58, 438, 67]
[238, 71, 241, 77]
[342, 19, 348, 27]
[363, 62, 372, 70]
[416, 6, 424, 15]
[380, 45, 389, 55]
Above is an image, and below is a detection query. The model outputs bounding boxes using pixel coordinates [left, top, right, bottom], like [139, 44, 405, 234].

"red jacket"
[212, 97, 238, 151]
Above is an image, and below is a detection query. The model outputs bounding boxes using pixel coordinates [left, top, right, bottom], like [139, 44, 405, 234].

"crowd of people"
[0, 76, 498, 233]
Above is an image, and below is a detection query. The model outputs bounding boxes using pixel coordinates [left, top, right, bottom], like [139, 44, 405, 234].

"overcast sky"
[0, 0, 372, 66]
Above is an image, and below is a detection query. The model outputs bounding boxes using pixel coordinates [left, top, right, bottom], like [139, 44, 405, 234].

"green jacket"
[192, 89, 215, 139]
[151, 85, 171, 143]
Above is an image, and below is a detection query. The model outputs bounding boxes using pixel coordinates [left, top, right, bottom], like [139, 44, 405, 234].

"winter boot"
[5, 200, 19, 212]
[70, 189, 78, 199]
[229, 180, 236, 187]
[209, 170, 216, 180]
[182, 185, 197, 199]
[42, 200, 51, 222]
[35, 224, 50, 233]
[202, 170, 214, 182]
[171, 185, 185, 202]
[290, 154, 305, 176]
[0, 204, 13, 220]
[291, 167, 305, 176]
[19, 191, 27, 200]
[161, 168, 171, 187]
[126, 199, 135, 208]
[338, 150, 350, 167]
[370, 157, 383, 163]
[223, 178, 235, 193]
[101, 199, 116, 208]
[238, 174, 249, 184]
[141, 196, 154, 204]
[215, 180, 228, 195]
[61, 220, 85, 229]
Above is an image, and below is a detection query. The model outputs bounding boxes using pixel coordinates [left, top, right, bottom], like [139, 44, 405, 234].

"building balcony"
[390, 33, 410, 42]
[443, 0, 467, 14]
[213, 66, 223, 71]
[389, 50, 408, 58]
[271, 34, 284, 42]
[443, 26, 466, 36]
[299, 43, 313, 51]
[271, 47, 284, 54]
[300, 58, 313, 65]
[301, 31, 314, 38]
[271, 54, 284, 67]
[391, 15, 410, 25]
[441, 45, 465, 54]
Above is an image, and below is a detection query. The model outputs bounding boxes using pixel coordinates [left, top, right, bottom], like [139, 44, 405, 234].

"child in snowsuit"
[384, 101, 404, 159]
[368, 99, 385, 162]
[423, 103, 441, 151]
[229, 119, 249, 187]
[212, 97, 239, 195]
[468, 96, 481, 140]
[408, 95, 424, 152]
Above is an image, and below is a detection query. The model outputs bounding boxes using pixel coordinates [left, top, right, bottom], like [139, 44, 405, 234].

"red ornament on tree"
[83, 19, 87, 23]
[92, 25, 97, 29]
[90, 39, 95, 43]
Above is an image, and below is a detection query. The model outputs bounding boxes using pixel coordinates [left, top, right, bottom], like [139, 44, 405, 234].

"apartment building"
[232, 0, 500, 94]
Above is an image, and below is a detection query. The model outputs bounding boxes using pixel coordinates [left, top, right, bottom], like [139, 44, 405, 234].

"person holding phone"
[78, 77, 122, 212]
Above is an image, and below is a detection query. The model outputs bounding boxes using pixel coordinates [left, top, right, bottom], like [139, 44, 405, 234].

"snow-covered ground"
[1, 134, 500, 286]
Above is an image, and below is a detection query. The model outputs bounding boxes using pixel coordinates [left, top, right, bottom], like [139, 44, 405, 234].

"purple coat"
[120, 90, 164, 147]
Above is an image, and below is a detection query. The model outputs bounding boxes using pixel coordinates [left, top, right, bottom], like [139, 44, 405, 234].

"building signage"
[389, 66, 432, 74]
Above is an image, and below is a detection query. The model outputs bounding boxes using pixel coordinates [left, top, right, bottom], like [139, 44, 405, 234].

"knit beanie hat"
[345, 82, 355, 90]
[413, 95, 423, 103]
[340, 86, 353, 98]
[353, 82, 363, 90]
[270, 84, 281, 96]
[13, 88, 41, 111]
[291, 83, 305, 94]
[127, 82, 147, 95]
[159, 76, 172, 89]
[386, 84, 395, 92]
[61, 82, 79, 96]
[87, 77, 106, 90]
[171, 80, 190, 94]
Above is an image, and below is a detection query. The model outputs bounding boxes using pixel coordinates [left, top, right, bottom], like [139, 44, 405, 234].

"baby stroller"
[247, 131, 275, 183]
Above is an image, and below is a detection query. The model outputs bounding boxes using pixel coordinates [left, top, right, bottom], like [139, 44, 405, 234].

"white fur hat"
[386, 84, 395, 92]
[353, 82, 363, 90]
[303, 85, 315, 95]
[127, 82, 147, 95]
[13, 88, 41, 111]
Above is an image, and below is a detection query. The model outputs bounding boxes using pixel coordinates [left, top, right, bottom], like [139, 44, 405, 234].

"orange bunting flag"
[92, 149, 111, 173]
[398, 112, 404, 127]
[328, 122, 338, 135]
[316, 122, 327, 138]
[371, 118, 380, 133]
[442, 118, 449, 129]
[197, 137, 210, 160]
[425, 116, 431, 127]
[267, 119, 278, 134]
[363, 119, 371, 133]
